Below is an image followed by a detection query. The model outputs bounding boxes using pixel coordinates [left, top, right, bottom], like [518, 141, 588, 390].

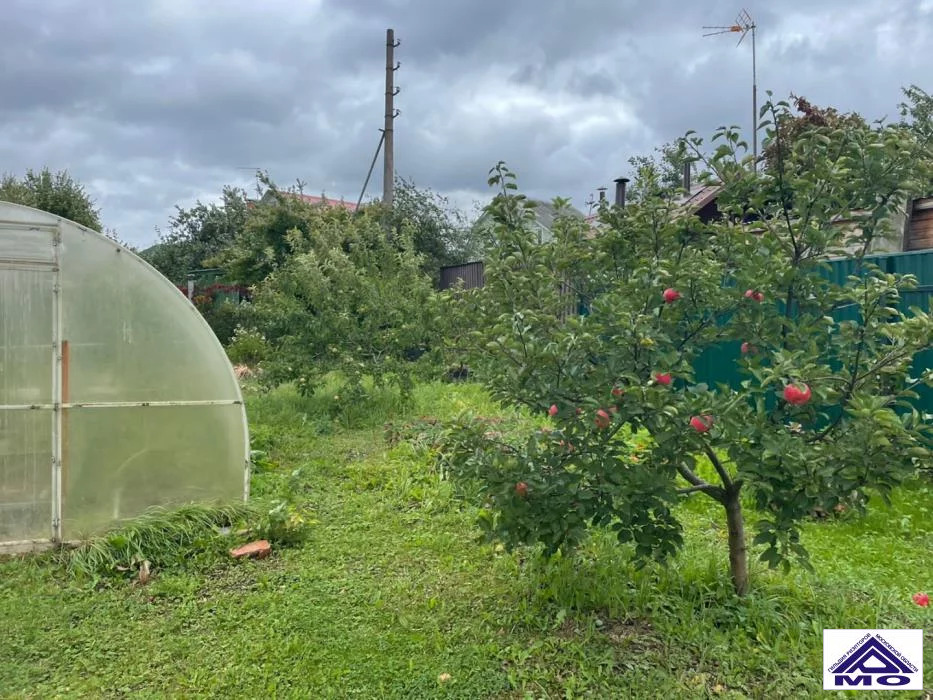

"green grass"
[1, 381, 931, 698]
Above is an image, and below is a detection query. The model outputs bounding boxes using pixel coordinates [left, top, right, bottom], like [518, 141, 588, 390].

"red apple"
[663, 288, 681, 303]
[690, 415, 714, 433]
[611, 385, 624, 398]
[595, 409, 611, 429]
[745, 289, 764, 302]
[548, 404, 558, 417]
[753, 291, 764, 302]
[740, 342, 758, 355]
[575, 407, 583, 415]
[514, 481, 529, 498]
[783, 382, 812, 406]
[654, 372, 673, 386]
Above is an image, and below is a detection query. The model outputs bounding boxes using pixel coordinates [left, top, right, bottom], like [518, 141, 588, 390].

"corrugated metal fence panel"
[884, 250, 933, 412]
[439, 261, 484, 291]
[692, 250, 933, 412]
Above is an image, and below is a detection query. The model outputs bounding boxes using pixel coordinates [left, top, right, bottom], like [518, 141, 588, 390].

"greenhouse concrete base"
[0, 539, 79, 555]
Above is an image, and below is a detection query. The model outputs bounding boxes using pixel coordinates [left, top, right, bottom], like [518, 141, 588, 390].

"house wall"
[907, 198, 933, 251]
[439, 261, 484, 291]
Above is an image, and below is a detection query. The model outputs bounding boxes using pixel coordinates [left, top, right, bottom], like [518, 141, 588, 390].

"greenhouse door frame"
[0, 220, 64, 551]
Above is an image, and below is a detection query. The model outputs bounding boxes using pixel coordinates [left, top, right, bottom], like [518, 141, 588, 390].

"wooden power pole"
[383, 28, 400, 207]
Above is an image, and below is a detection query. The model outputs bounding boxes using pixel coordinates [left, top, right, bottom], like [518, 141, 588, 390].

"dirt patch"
[604, 617, 655, 645]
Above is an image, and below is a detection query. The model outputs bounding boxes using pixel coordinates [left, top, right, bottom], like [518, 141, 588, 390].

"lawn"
[1, 382, 930, 698]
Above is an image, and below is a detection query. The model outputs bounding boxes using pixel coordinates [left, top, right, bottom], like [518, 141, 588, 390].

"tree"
[0, 167, 101, 230]
[211, 174, 480, 287]
[387, 177, 480, 281]
[238, 200, 437, 404]
[900, 85, 933, 194]
[142, 186, 248, 285]
[761, 95, 867, 175]
[441, 98, 932, 597]
[626, 139, 694, 202]
[214, 174, 329, 287]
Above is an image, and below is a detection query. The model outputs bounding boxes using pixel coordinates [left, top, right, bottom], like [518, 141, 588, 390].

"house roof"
[528, 199, 584, 230]
[674, 184, 722, 214]
[256, 190, 358, 211]
[473, 198, 585, 243]
[290, 193, 358, 211]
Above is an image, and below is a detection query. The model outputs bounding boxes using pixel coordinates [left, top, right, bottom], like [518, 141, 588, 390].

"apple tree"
[237, 201, 437, 405]
[440, 98, 933, 596]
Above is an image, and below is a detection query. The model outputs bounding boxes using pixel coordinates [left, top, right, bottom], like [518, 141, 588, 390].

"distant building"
[254, 190, 358, 212]
[905, 196, 933, 251]
[471, 198, 586, 245]
[439, 199, 586, 291]
[664, 169, 931, 255]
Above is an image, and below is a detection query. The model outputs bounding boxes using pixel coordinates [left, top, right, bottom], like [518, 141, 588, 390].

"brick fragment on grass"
[229, 540, 271, 559]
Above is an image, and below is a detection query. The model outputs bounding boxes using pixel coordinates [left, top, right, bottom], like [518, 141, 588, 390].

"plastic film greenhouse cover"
[0, 201, 249, 547]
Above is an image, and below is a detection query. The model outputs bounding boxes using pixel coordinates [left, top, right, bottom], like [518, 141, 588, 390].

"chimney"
[683, 161, 691, 193]
[614, 177, 630, 207]
[597, 187, 607, 202]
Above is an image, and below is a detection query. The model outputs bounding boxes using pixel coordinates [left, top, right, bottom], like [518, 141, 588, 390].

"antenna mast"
[703, 9, 758, 171]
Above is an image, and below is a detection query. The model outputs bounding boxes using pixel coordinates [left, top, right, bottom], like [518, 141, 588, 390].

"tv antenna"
[703, 9, 758, 171]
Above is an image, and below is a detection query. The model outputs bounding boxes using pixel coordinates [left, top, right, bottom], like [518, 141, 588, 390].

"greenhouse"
[0, 201, 249, 551]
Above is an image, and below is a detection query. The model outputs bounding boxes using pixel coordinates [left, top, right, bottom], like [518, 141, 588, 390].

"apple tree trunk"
[724, 487, 749, 596]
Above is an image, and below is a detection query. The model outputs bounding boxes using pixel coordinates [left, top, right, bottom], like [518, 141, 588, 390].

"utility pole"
[383, 28, 400, 207]
[703, 9, 758, 171]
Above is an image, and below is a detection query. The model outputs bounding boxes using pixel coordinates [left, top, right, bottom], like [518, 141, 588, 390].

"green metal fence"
[693, 250, 933, 413]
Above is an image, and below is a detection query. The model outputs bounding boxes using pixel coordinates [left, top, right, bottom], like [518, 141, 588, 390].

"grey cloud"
[0, 0, 929, 247]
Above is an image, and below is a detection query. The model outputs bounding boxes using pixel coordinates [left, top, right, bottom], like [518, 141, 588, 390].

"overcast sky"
[1, 0, 930, 247]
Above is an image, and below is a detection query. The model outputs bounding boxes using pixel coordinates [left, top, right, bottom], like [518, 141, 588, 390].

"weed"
[65, 502, 254, 583]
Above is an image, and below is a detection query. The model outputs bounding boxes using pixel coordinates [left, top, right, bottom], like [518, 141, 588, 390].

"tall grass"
[66, 502, 255, 581]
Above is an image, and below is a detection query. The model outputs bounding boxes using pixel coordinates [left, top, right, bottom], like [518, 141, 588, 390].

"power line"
[357, 129, 386, 210]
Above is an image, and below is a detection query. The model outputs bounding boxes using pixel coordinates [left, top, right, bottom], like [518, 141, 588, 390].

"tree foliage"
[238, 200, 437, 403]
[900, 85, 933, 194]
[0, 167, 102, 231]
[142, 186, 248, 285]
[212, 175, 317, 287]
[626, 139, 693, 201]
[388, 177, 480, 280]
[761, 95, 868, 175]
[442, 96, 933, 596]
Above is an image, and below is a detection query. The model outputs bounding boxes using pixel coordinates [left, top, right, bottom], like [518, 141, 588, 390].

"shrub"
[227, 327, 269, 366]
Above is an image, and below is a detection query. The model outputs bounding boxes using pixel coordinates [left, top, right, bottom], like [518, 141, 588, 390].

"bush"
[197, 299, 242, 346]
[227, 327, 268, 366]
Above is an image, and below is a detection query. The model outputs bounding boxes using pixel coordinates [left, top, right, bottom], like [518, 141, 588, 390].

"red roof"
[290, 193, 358, 211]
